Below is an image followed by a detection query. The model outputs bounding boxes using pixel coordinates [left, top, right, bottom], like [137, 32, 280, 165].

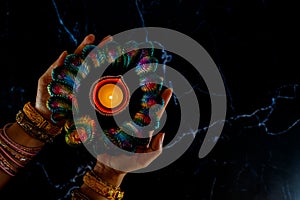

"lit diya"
[90, 76, 130, 116]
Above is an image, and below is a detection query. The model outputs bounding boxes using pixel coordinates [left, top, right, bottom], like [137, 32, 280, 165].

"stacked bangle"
[83, 170, 124, 200]
[16, 102, 62, 143]
[71, 188, 90, 200]
[0, 123, 42, 176]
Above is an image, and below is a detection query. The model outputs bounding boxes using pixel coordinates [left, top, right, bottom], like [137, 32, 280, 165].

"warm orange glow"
[97, 84, 123, 108]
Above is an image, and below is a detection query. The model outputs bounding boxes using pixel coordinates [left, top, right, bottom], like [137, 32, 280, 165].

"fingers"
[137, 132, 164, 169]
[157, 88, 173, 119]
[74, 34, 113, 55]
[97, 35, 113, 48]
[46, 34, 110, 76]
[35, 50, 68, 120]
[149, 132, 165, 152]
[147, 88, 173, 139]
[40, 50, 68, 85]
[55, 50, 68, 66]
[43, 34, 106, 83]
[74, 34, 95, 54]
[149, 89, 172, 151]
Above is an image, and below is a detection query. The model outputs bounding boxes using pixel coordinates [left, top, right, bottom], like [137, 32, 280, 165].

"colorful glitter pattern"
[47, 40, 164, 152]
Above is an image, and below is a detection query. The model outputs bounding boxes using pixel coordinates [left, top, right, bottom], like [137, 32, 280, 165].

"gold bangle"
[71, 189, 90, 200]
[83, 170, 124, 200]
[16, 110, 54, 143]
[23, 102, 62, 135]
[15, 102, 62, 143]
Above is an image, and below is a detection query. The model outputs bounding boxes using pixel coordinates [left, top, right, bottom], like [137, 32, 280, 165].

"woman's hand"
[36, 33, 172, 176]
[88, 87, 172, 191]
[32, 34, 172, 199]
[95, 88, 172, 173]
[82, 88, 172, 200]
[34, 34, 97, 123]
[70, 34, 173, 200]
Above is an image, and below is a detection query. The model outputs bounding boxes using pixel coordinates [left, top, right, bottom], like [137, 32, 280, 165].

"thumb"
[149, 132, 165, 152]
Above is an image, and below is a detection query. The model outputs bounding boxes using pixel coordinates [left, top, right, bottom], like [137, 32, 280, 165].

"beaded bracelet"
[83, 170, 124, 200]
[16, 102, 62, 143]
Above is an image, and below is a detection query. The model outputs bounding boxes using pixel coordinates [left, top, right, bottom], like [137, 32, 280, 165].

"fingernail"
[86, 34, 95, 42]
[59, 51, 67, 59]
[102, 34, 111, 39]
[102, 35, 113, 43]
[160, 133, 165, 146]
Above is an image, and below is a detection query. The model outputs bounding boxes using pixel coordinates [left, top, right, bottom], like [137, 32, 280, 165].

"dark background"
[0, 0, 299, 199]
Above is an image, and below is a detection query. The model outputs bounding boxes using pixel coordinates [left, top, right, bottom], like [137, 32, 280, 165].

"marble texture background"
[0, 0, 299, 199]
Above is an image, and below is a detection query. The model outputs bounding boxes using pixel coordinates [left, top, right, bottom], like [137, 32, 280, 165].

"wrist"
[34, 101, 52, 122]
[16, 102, 62, 143]
[93, 162, 126, 187]
[7, 122, 44, 148]
[76, 163, 126, 200]
[0, 123, 43, 178]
